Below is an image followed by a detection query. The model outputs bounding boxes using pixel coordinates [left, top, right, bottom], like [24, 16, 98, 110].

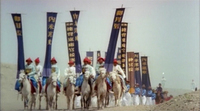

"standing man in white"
[191, 79, 196, 91]
[141, 84, 147, 105]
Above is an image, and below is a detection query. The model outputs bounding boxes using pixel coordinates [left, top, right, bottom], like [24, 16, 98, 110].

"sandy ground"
[1, 63, 199, 111]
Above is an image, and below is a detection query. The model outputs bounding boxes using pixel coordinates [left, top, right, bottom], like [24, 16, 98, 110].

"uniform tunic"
[64, 66, 76, 87]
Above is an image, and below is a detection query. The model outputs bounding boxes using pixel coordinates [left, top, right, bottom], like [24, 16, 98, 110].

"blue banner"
[116, 47, 121, 65]
[86, 51, 94, 66]
[70, 11, 82, 73]
[104, 8, 125, 72]
[11, 14, 25, 79]
[105, 52, 107, 58]
[134, 52, 142, 88]
[42, 12, 57, 77]
[141, 56, 151, 89]
[121, 22, 128, 74]
[65, 22, 75, 62]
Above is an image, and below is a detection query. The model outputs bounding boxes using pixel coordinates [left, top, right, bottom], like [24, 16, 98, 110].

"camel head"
[99, 67, 106, 78]
[50, 72, 57, 87]
[67, 76, 74, 84]
[18, 70, 27, 83]
[109, 72, 117, 81]
[84, 71, 90, 80]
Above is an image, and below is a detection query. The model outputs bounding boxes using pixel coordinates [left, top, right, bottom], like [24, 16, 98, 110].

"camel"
[46, 72, 57, 110]
[109, 72, 123, 106]
[65, 75, 75, 110]
[81, 71, 92, 110]
[18, 71, 36, 110]
[95, 67, 108, 109]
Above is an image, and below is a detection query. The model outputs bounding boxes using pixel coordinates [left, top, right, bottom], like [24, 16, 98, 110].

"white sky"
[1, 0, 199, 90]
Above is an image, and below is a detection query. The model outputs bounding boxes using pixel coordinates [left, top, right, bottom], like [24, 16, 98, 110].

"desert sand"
[1, 63, 199, 111]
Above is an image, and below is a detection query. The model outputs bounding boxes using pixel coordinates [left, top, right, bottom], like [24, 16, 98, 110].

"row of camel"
[18, 67, 123, 110]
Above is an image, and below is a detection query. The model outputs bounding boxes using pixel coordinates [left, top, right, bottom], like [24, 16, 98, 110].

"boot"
[108, 89, 114, 94]
[74, 87, 80, 95]
[18, 87, 22, 94]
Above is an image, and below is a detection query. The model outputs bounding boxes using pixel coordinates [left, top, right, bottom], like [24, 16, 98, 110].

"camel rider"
[63, 60, 76, 93]
[92, 57, 113, 95]
[112, 59, 127, 92]
[141, 84, 147, 105]
[50, 57, 61, 94]
[34, 57, 43, 81]
[88, 59, 96, 80]
[75, 57, 94, 94]
[25, 58, 37, 95]
[95, 57, 105, 80]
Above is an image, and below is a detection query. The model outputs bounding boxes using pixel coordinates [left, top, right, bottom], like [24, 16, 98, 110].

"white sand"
[1, 63, 199, 111]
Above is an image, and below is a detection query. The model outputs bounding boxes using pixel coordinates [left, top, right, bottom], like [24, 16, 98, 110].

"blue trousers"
[75, 74, 84, 87]
[15, 80, 21, 91]
[15, 76, 38, 91]
[29, 76, 38, 88]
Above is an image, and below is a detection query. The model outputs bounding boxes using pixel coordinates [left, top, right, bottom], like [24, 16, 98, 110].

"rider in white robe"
[63, 60, 76, 93]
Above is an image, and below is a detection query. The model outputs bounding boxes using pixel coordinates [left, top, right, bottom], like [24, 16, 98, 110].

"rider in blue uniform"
[15, 58, 37, 94]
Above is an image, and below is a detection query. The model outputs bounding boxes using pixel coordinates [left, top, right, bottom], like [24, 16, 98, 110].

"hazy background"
[1, 0, 199, 90]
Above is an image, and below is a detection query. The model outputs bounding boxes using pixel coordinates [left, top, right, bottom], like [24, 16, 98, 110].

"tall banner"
[105, 8, 125, 72]
[42, 12, 57, 77]
[121, 22, 128, 74]
[116, 47, 121, 65]
[134, 52, 142, 88]
[11, 14, 25, 79]
[65, 22, 75, 62]
[70, 11, 82, 73]
[127, 52, 135, 93]
[141, 56, 151, 89]
[86, 51, 94, 66]
[105, 52, 107, 58]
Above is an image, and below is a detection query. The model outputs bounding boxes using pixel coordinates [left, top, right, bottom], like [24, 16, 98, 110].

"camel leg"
[73, 95, 76, 109]
[39, 95, 41, 110]
[55, 94, 58, 110]
[68, 95, 73, 110]
[115, 96, 118, 106]
[46, 96, 49, 110]
[66, 96, 69, 110]
[81, 97, 84, 110]
[102, 96, 105, 109]
[97, 94, 100, 110]
[24, 99, 26, 110]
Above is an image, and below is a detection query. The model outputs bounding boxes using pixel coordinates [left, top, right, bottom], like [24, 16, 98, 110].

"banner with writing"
[141, 56, 151, 89]
[120, 22, 128, 74]
[134, 52, 142, 88]
[116, 47, 121, 65]
[104, 8, 125, 72]
[127, 52, 135, 93]
[42, 12, 57, 77]
[70, 11, 82, 73]
[65, 22, 75, 62]
[86, 51, 94, 66]
[11, 14, 25, 79]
